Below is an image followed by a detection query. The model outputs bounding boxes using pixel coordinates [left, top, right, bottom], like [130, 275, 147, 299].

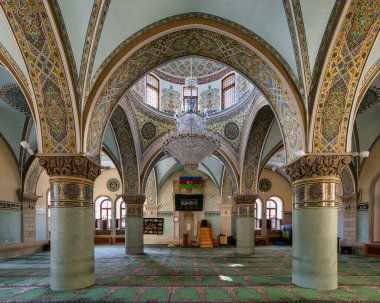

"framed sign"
[143, 218, 164, 234]
[175, 194, 203, 211]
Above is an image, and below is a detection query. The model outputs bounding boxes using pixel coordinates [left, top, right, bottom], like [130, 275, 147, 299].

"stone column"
[22, 193, 38, 242]
[341, 194, 358, 246]
[123, 194, 145, 255]
[38, 154, 101, 291]
[219, 202, 234, 236]
[234, 194, 256, 254]
[285, 154, 350, 290]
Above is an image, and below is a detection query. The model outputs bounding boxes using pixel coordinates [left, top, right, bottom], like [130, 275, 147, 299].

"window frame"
[221, 73, 235, 110]
[146, 73, 160, 109]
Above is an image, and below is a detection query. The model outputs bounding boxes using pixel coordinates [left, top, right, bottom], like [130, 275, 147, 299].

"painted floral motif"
[223, 122, 239, 140]
[141, 122, 156, 140]
[236, 74, 254, 102]
[200, 85, 220, 114]
[160, 85, 181, 114]
[87, 28, 304, 163]
[313, 0, 380, 152]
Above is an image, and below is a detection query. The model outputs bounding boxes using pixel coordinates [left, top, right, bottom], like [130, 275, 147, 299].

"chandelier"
[163, 58, 220, 171]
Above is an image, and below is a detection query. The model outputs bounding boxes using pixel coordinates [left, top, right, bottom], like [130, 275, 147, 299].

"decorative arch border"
[241, 106, 274, 194]
[23, 157, 43, 195]
[1, 1, 79, 153]
[311, 0, 380, 153]
[83, 17, 306, 164]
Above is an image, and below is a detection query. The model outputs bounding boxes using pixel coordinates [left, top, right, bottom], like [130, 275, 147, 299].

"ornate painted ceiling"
[154, 57, 231, 84]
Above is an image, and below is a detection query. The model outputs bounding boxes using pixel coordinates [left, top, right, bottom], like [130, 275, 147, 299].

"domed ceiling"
[154, 57, 231, 84]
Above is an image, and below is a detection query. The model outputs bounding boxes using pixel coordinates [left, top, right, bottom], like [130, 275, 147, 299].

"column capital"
[22, 193, 39, 205]
[121, 194, 145, 205]
[37, 153, 101, 181]
[285, 153, 351, 183]
[233, 194, 257, 205]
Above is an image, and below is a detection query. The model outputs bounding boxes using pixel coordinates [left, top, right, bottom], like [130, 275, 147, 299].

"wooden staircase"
[199, 225, 213, 248]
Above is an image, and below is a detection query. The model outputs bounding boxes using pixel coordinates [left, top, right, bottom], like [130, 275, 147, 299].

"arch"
[311, 1, 380, 153]
[110, 105, 139, 194]
[241, 106, 274, 194]
[84, 17, 306, 164]
[1, 2, 79, 153]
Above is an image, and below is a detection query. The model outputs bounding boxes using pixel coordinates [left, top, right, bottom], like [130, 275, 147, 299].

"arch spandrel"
[84, 23, 306, 164]
[312, 1, 380, 153]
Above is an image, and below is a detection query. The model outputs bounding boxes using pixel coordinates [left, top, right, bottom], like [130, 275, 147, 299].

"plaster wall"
[0, 138, 22, 243]
[259, 169, 292, 212]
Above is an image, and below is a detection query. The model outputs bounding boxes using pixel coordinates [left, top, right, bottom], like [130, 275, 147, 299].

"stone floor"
[0, 245, 379, 302]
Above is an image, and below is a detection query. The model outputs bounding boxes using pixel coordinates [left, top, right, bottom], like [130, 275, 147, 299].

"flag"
[179, 177, 204, 188]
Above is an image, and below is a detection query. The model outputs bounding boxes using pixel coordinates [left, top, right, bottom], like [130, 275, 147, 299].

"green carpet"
[0, 245, 379, 302]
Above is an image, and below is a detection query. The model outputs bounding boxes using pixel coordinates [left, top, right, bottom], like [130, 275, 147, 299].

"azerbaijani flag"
[179, 177, 204, 188]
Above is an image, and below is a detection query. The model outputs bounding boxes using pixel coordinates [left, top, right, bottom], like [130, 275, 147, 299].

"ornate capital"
[121, 194, 146, 206]
[285, 154, 351, 183]
[37, 154, 101, 181]
[234, 194, 257, 205]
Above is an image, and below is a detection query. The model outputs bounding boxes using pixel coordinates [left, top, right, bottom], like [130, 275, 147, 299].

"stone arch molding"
[84, 19, 306, 164]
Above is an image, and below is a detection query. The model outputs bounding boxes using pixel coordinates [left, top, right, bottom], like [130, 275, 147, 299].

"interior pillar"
[341, 194, 358, 246]
[123, 194, 145, 255]
[38, 154, 101, 291]
[285, 154, 351, 290]
[234, 194, 256, 254]
[22, 193, 38, 242]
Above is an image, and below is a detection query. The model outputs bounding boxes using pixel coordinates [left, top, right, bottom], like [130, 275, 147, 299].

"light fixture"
[352, 151, 369, 158]
[163, 57, 220, 172]
[272, 166, 278, 172]
[20, 141, 34, 155]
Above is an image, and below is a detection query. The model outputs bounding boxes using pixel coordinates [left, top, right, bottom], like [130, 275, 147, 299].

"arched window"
[266, 200, 277, 219]
[255, 199, 262, 229]
[95, 196, 112, 230]
[221, 73, 235, 109]
[116, 197, 126, 229]
[146, 74, 159, 108]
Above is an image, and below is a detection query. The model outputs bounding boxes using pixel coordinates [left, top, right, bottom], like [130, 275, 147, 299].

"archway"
[84, 18, 305, 164]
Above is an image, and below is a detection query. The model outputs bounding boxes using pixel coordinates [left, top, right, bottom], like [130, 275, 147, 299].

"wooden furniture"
[199, 224, 213, 248]
[365, 243, 380, 259]
[219, 235, 228, 245]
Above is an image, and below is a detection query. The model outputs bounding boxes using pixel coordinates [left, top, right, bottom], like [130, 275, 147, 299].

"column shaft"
[39, 154, 101, 291]
[123, 195, 145, 255]
[234, 194, 256, 254]
[285, 154, 350, 290]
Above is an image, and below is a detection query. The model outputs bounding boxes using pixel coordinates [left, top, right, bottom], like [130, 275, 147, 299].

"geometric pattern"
[1, 0, 77, 153]
[24, 158, 43, 195]
[0, 84, 31, 116]
[313, 0, 380, 152]
[110, 106, 139, 194]
[0, 246, 380, 302]
[357, 86, 380, 114]
[154, 57, 230, 85]
[340, 165, 356, 196]
[86, 27, 305, 163]
[241, 106, 274, 194]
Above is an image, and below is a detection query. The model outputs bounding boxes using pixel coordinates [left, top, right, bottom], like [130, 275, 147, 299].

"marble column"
[341, 194, 358, 246]
[285, 154, 351, 290]
[234, 194, 256, 254]
[219, 202, 234, 236]
[123, 194, 145, 255]
[38, 154, 101, 291]
[22, 193, 38, 242]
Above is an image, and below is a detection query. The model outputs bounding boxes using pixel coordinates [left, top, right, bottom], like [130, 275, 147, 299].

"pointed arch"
[83, 16, 306, 164]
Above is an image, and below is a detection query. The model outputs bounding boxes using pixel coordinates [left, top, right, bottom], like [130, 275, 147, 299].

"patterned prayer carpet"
[0, 245, 379, 302]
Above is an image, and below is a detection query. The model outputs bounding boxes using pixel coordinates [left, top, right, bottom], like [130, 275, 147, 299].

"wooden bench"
[255, 236, 268, 246]
[365, 243, 380, 259]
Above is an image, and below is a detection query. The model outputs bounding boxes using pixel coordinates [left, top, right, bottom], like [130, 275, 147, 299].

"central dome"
[154, 57, 231, 84]
[130, 56, 254, 115]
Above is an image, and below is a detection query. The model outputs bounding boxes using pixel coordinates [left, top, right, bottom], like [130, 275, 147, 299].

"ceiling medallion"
[259, 178, 272, 193]
[142, 122, 156, 140]
[163, 58, 220, 172]
[106, 178, 120, 192]
[224, 122, 239, 140]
